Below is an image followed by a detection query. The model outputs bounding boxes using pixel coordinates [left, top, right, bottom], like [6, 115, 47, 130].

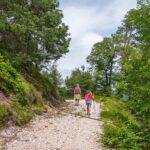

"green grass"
[94, 95, 112, 103]
[0, 104, 11, 127]
[74, 112, 82, 117]
[0, 57, 48, 126]
[32, 105, 48, 115]
[11, 102, 32, 125]
[98, 97, 147, 150]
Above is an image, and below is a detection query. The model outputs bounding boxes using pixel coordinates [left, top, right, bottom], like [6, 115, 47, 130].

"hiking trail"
[1, 100, 108, 150]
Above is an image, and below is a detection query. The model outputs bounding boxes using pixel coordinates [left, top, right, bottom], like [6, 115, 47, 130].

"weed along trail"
[2, 100, 107, 150]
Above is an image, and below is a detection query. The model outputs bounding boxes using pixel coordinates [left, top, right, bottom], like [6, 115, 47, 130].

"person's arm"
[90, 92, 94, 101]
[89, 92, 94, 100]
[92, 95, 95, 101]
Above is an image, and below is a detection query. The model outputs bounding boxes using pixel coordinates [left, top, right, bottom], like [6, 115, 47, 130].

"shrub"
[0, 56, 49, 126]
[0, 104, 11, 127]
[101, 98, 140, 128]
[99, 97, 147, 150]
[11, 102, 32, 125]
[0, 56, 28, 105]
[102, 123, 142, 149]
[94, 95, 112, 103]
[22, 81, 45, 105]
[32, 105, 47, 115]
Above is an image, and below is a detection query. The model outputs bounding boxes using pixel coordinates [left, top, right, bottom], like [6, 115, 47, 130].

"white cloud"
[81, 32, 103, 47]
[57, 0, 137, 78]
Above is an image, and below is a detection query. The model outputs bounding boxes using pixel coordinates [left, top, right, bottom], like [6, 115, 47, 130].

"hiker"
[85, 90, 94, 116]
[74, 84, 81, 106]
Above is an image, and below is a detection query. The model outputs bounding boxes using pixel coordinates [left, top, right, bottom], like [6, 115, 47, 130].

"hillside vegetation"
[0, 0, 70, 127]
[64, 1, 150, 149]
[0, 56, 47, 126]
[88, 1, 150, 149]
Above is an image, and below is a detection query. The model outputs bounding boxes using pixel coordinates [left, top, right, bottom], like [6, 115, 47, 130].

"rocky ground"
[0, 100, 107, 150]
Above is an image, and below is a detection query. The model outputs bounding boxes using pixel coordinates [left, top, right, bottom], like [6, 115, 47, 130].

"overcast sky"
[57, 0, 137, 78]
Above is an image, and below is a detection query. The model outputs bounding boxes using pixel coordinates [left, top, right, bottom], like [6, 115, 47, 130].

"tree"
[87, 1, 150, 148]
[0, 0, 70, 102]
[0, 0, 70, 72]
[65, 67, 94, 97]
[117, 2, 150, 119]
[87, 36, 120, 95]
[115, 3, 150, 147]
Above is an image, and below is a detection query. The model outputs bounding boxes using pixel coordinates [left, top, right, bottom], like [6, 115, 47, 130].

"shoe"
[87, 112, 90, 117]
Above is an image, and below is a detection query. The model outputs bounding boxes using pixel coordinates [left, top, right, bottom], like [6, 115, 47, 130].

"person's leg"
[88, 101, 92, 115]
[89, 105, 91, 114]
[75, 99, 77, 106]
[86, 103, 89, 114]
[87, 105, 90, 115]
[87, 105, 88, 114]
[77, 99, 79, 106]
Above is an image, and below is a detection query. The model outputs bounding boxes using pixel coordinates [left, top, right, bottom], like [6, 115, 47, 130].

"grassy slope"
[0, 56, 47, 127]
[95, 96, 149, 150]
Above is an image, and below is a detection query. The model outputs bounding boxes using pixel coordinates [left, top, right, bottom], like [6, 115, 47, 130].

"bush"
[99, 97, 148, 150]
[11, 102, 32, 125]
[23, 82, 45, 105]
[102, 124, 142, 149]
[101, 98, 139, 128]
[0, 56, 28, 105]
[0, 56, 49, 127]
[94, 95, 112, 103]
[32, 105, 48, 115]
[0, 104, 11, 127]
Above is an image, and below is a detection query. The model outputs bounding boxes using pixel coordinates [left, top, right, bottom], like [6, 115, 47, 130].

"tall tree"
[0, 0, 70, 72]
[115, 4, 150, 147]
[87, 36, 120, 95]
[117, 1, 150, 117]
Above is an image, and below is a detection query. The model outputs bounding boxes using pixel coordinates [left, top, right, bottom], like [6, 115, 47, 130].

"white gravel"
[4, 100, 107, 150]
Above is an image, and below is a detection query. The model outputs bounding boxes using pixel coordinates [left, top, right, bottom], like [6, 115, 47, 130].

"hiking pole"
[93, 100, 96, 113]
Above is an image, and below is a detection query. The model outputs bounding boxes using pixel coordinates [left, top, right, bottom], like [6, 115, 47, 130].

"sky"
[57, 0, 137, 78]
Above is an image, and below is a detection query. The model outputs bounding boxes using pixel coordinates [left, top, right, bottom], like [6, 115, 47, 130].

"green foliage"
[27, 65, 64, 103]
[88, 2, 150, 149]
[58, 86, 71, 99]
[0, 56, 28, 105]
[32, 105, 47, 115]
[101, 98, 140, 127]
[0, 55, 49, 126]
[100, 97, 149, 149]
[24, 82, 45, 105]
[74, 112, 82, 117]
[116, 1, 150, 129]
[65, 67, 94, 97]
[87, 36, 121, 96]
[94, 95, 111, 103]
[0, 0, 70, 128]
[11, 102, 32, 125]
[0, 104, 11, 127]
[102, 124, 142, 150]
[0, 0, 70, 108]
[0, 0, 70, 70]
[0, 0, 70, 104]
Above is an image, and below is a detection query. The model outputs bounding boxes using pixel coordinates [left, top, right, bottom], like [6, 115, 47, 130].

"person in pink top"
[74, 84, 81, 106]
[85, 90, 94, 116]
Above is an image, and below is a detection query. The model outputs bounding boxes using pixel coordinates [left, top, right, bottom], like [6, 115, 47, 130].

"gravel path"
[3, 100, 106, 150]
